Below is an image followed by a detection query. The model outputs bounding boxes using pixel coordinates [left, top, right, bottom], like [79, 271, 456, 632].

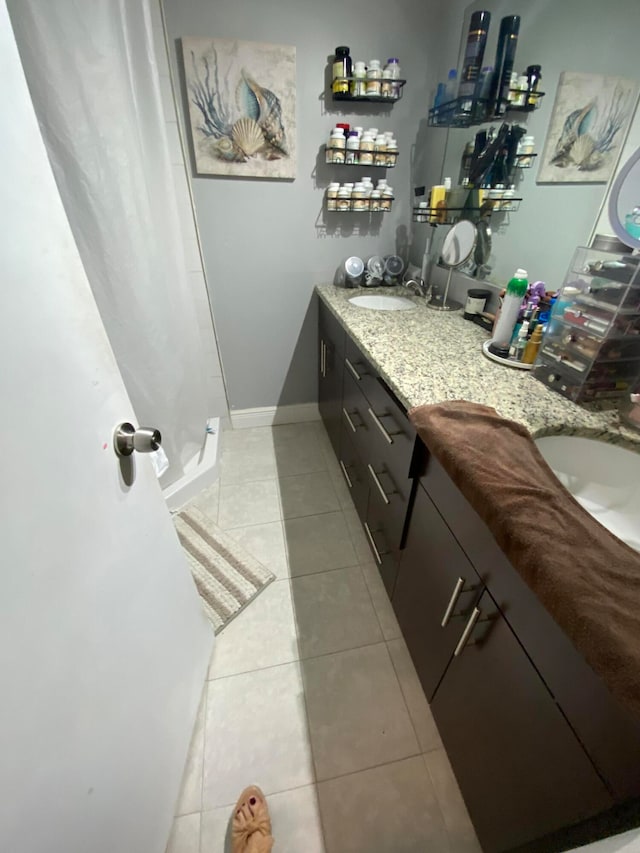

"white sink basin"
[535, 435, 640, 551]
[348, 294, 416, 311]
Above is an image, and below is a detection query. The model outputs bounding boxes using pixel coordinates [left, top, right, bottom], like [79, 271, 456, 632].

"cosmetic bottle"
[445, 69, 458, 103]
[434, 82, 446, 110]
[429, 183, 447, 223]
[332, 47, 352, 95]
[477, 66, 494, 109]
[522, 325, 543, 364]
[526, 65, 542, 107]
[490, 16, 521, 116]
[489, 268, 528, 358]
[458, 11, 491, 101]
[509, 319, 529, 360]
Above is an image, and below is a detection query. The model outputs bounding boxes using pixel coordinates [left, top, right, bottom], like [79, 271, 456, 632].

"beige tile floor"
[166, 421, 481, 853]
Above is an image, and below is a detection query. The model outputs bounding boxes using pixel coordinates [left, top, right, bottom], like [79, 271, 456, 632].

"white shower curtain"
[8, 0, 209, 487]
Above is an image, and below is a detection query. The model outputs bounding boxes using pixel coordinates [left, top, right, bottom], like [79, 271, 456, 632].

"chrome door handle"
[345, 357, 362, 381]
[454, 607, 481, 656]
[367, 407, 394, 445]
[441, 577, 465, 628]
[363, 522, 382, 565]
[320, 340, 326, 378]
[114, 422, 162, 457]
[367, 464, 391, 505]
[342, 407, 359, 433]
[339, 460, 353, 489]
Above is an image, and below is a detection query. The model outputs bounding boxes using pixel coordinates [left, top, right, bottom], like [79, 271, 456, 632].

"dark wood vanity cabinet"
[318, 300, 345, 456]
[431, 583, 611, 853]
[338, 335, 417, 597]
[316, 297, 640, 852]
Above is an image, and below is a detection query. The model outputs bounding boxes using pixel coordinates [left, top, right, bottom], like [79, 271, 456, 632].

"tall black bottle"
[489, 15, 520, 117]
[458, 11, 491, 100]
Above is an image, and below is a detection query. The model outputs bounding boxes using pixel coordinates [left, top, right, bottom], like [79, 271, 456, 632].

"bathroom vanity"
[316, 284, 640, 853]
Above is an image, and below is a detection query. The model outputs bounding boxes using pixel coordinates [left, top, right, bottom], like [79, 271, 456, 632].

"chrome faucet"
[402, 277, 431, 300]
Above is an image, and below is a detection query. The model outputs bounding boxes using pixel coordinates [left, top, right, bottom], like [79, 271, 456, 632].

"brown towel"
[409, 400, 640, 720]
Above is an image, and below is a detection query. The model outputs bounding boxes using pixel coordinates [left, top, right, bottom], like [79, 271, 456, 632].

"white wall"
[161, 0, 447, 411]
[151, 0, 230, 424]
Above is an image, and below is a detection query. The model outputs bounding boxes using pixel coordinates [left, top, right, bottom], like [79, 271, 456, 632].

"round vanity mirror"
[608, 146, 640, 251]
[427, 220, 477, 311]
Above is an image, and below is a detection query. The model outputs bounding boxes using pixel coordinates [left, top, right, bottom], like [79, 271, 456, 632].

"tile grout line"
[315, 749, 427, 788]
[422, 751, 458, 853]
[386, 637, 430, 758]
[206, 637, 392, 683]
[221, 504, 351, 532]
[358, 562, 390, 642]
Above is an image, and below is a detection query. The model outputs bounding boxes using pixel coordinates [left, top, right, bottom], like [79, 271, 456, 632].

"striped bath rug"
[174, 505, 275, 634]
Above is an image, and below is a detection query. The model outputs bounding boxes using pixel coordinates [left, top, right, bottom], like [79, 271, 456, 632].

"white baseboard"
[229, 403, 320, 429]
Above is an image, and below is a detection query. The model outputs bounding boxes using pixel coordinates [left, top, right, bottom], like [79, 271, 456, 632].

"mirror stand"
[426, 219, 477, 312]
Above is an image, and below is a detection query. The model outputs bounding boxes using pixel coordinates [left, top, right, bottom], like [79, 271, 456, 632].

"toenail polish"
[250, 797, 256, 805]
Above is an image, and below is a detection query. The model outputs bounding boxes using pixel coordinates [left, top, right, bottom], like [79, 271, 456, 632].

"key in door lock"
[114, 422, 162, 457]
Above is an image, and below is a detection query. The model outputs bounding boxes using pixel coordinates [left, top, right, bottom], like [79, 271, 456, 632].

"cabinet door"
[318, 301, 345, 456]
[392, 485, 481, 701]
[432, 590, 611, 853]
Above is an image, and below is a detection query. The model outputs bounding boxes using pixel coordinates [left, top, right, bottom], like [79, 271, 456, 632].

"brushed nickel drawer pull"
[339, 460, 353, 489]
[367, 407, 393, 445]
[454, 607, 481, 657]
[342, 407, 358, 433]
[320, 340, 326, 377]
[441, 577, 465, 628]
[363, 522, 382, 565]
[345, 357, 362, 381]
[367, 463, 391, 505]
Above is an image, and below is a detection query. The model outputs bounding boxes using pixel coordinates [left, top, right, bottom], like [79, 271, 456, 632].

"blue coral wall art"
[181, 38, 296, 179]
[537, 72, 639, 184]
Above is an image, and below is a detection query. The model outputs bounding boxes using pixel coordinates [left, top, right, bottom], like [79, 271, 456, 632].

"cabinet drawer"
[365, 451, 411, 550]
[338, 423, 368, 522]
[344, 338, 416, 486]
[344, 335, 377, 395]
[363, 496, 399, 598]
[342, 369, 375, 463]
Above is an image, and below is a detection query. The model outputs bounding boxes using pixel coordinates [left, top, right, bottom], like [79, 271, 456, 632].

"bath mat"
[174, 505, 275, 634]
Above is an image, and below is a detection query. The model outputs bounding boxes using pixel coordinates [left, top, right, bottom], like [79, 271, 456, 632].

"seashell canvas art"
[181, 38, 296, 179]
[537, 72, 639, 184]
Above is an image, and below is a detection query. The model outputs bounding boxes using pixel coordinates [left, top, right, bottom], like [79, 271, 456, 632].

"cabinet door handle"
[363, 522, 383, 565]
[367, 407, 394, 445]
[453, 607, 481, 657]
[320, 340, 326, 378]
[367, 463, 391, 505]
[345, 357, 362, 381]
[339, 460, 353, 489]
[441, 577, 465, 628]
[342, 407, 359, 433]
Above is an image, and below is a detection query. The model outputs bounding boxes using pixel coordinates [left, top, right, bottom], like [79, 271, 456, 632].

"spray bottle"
[489, 268, 528, 358]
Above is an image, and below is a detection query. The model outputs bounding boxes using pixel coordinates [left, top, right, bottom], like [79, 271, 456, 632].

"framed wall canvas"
[181, 37, 296, 180]
[537, 72, 639, 184]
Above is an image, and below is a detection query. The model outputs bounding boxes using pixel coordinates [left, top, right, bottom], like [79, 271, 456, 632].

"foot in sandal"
[232, 785, 274, 853]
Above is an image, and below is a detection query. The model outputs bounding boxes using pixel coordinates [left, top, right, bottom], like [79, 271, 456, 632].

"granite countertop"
[317, 283, 640, 449]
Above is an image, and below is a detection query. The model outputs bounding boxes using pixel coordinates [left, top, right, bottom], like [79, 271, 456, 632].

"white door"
[0, 8, 213, 853]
